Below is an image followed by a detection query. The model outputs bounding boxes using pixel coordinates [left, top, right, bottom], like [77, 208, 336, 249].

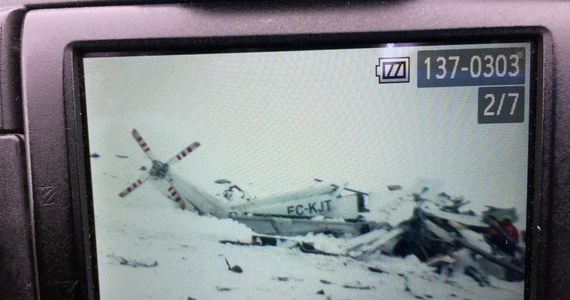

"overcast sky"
[84, 42, 531, 224]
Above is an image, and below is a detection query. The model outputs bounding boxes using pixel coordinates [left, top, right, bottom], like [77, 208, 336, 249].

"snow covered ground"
[91, 155, 524, 300]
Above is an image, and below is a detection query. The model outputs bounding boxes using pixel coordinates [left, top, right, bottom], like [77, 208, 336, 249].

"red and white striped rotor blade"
[132, 129, 157, 161]
[166, 142, 201, 166]
[167, 185, 187, 210]
[118, 173, 150, 197]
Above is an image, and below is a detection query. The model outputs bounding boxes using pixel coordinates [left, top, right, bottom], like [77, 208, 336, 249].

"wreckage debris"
[223, 193, 524, 286]
[367, 266, 386, 274]
[120, 129, 526, 290]
[224, 258, 243, 273]
[113, 129, 526, 298]
[272, 276, 303, 282]
[219, 239, 253, 246]
[464, 266, 490, 287]
[427, 255, 456, 276]
[392, 215, 456, 262]
[316, 289, 325, 294]
[387, 185, 402, 191]
[90, 152, 100, 158]
[299, 242, 339, 256]
[342, 284, 372, 290]
[108, 254, 158, 268]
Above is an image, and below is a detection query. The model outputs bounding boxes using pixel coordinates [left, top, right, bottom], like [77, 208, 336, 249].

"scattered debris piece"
[220, 240, 255, 246]
[115, 154, 129, 159]
[90, 152, 100, 158]
[342, 284, 372, 290]
[187, 297, 196, 300]
[299, 242, 339, 256]
[252, 235, 280, 246]
[320, 279, 332, 285]
[216, 286, 234, 292]
[215, 178, 232, 184]
[316, 289, 325, 295]
[387, 185, 402, 191]
[464, 266, 490, 287]
[367, 266, 387, 274]
[483, 206, 518, 223]
[427, 255, 456, 276]
[107, 254, 158, 268]
[140, 166, 147, 171]
[272, 276, 304, 282]
[225, 258, 243, 273]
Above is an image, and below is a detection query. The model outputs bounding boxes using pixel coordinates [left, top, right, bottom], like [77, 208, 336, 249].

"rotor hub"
[149, 160, 169, 179]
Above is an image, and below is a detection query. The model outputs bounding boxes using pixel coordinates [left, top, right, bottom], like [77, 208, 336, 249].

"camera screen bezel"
[20, 4, 551, 299]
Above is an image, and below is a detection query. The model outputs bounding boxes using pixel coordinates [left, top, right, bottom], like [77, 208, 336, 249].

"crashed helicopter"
[118, 129, 525, 282]
[119, 129, 371, 236]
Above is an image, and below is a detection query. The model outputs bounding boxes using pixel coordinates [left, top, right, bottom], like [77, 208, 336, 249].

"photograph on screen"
[83, 42, 531, 299]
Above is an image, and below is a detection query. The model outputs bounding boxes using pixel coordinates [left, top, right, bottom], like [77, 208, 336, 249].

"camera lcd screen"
[83, 42, 532, 299]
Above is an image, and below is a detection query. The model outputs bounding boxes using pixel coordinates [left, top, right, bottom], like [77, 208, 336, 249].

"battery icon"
[376, 57, 410, 83]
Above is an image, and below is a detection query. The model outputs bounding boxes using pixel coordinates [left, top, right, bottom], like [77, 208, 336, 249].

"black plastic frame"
[20, 2, 564, 299]
[0, 135, 35, 299]
[0, 7, 24, 131]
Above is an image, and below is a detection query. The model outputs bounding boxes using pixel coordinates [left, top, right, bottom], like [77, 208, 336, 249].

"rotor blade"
[132, 129, 157, 161]
[166, 142, 201, 166]
[118, 173, 150, 197]
[334, 182, 349, 198]
[167, 185, 187, 210]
